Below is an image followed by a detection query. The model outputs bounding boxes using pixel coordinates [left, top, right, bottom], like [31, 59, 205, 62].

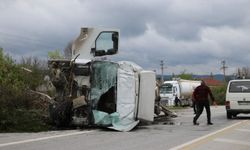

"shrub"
[0, 48, 51, 132]
[210, 84, 227, 105]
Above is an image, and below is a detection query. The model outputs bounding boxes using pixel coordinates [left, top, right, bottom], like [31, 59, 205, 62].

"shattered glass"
[90, 61, 118, 109]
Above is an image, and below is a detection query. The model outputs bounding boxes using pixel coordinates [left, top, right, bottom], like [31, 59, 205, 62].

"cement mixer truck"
[160, 79, 201, 106]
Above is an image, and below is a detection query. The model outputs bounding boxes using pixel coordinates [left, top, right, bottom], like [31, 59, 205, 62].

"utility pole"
[221, 60, 228, 82]
[160, 60, 165, 84]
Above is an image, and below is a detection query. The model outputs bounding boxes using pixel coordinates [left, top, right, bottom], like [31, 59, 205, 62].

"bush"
[0, 48, 51, 132]
[211, 84, 227, 105]
[0, 109, 50, 132]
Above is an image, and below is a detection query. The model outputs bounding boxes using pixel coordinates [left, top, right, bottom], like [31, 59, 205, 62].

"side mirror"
[112, 32, 119, 50]
[94, 50, 106, 56]
[106, 48, 117, 55]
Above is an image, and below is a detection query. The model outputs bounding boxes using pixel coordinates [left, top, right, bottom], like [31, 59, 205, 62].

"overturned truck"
[48, 28, 172, 131]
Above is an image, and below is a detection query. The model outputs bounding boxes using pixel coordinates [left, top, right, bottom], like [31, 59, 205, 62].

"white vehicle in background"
[225, 79, 250, 119]
[160, 79, 201, 106]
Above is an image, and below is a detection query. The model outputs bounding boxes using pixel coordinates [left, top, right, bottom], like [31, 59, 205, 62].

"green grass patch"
[0, 108, 51, 132]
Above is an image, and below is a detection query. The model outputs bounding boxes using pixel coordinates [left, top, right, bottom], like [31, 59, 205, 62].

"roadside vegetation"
[0, 48, 51, 132]
[211, 85, 227, 105]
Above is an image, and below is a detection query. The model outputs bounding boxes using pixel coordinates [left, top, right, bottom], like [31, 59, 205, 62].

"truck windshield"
[229, 81, 250, 93]
[160, 83, 173, 94]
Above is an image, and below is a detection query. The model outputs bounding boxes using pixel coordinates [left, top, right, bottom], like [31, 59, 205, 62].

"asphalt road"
[1, 106, 249, 150]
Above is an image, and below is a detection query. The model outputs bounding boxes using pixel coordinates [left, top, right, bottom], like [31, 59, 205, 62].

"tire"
[227, 111, 232, 119]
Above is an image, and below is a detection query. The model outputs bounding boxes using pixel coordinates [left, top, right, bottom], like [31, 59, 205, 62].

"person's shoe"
[207, 122, 213, 125]
[193, 122, 199, 125]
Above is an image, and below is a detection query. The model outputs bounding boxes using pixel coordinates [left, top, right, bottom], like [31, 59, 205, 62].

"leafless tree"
[20, 56, 47, 70]
[236, 67, 250, 79]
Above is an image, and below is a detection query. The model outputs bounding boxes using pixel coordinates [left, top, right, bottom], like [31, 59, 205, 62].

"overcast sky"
[1, 0, 250, 75]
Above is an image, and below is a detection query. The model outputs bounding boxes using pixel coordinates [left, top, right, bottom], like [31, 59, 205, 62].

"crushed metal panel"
[72, 96, 87, 109]
[93, 110, 140, 132]
[72, 28, 95, 59]
[108, 120, 140, 132]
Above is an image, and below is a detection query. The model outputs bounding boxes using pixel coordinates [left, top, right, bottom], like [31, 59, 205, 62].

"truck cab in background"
[160, 81, 179, 106]
[160, 79, 201, 106]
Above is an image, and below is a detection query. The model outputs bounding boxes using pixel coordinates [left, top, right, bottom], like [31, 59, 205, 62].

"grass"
[0, 108, 51, 133]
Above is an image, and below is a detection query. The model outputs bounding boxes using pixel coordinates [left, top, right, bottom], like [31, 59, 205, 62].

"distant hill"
[193, 74, 225, 81]
[156, 74, 234, 81]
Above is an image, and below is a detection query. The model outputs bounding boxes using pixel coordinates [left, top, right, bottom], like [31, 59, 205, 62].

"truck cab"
[160, 81, 179, 106]
[72, 28, 119, 60]
[160, 79, 200, 106]
[48, 28, 156, 131]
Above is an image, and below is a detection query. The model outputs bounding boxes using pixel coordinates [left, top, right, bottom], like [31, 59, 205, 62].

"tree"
[235, 67, 250, 79]
[0, 48, 25, 107]
[211, 85, 227, 105]
[0, 48, 50, 132]
[178, 70, 193, 80]
[48, 49, 64, 59]
[20, 56, 48, 90]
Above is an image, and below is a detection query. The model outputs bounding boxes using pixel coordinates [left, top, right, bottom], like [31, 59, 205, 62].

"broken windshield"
[90, 61, 118, 112]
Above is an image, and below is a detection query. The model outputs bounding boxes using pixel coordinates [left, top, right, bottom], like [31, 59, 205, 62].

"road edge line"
[0, 130, 94, 148]
[169, 120, 247, 150]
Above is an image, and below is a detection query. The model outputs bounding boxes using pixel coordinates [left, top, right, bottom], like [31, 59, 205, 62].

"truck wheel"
[226, 112, 232, 119]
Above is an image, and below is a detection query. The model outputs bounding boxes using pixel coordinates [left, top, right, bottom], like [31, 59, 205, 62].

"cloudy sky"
[0, 0, 250, 75]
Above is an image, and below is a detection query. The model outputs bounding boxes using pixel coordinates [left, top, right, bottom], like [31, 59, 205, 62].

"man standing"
[193, 80, 216, 125]
[174, 96, 181, 107]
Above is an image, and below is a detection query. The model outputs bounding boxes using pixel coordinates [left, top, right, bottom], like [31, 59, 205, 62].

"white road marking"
[236, 129, 250, 132]
[214, 138, 250, 146]
[0, 130, 94, 148]
[169, 121, 247, 150]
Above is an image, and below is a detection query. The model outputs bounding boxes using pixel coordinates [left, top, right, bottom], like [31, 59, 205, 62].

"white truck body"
[49, 28, 156, 131]
[160, 79, 201, 106]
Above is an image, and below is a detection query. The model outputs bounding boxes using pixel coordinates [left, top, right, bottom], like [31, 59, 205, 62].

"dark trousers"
[193, 100, 211, 123]
[192, 101, 197, 114]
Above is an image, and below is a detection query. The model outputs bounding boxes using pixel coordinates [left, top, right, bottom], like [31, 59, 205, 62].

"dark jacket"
[193, 84, 215, 102]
